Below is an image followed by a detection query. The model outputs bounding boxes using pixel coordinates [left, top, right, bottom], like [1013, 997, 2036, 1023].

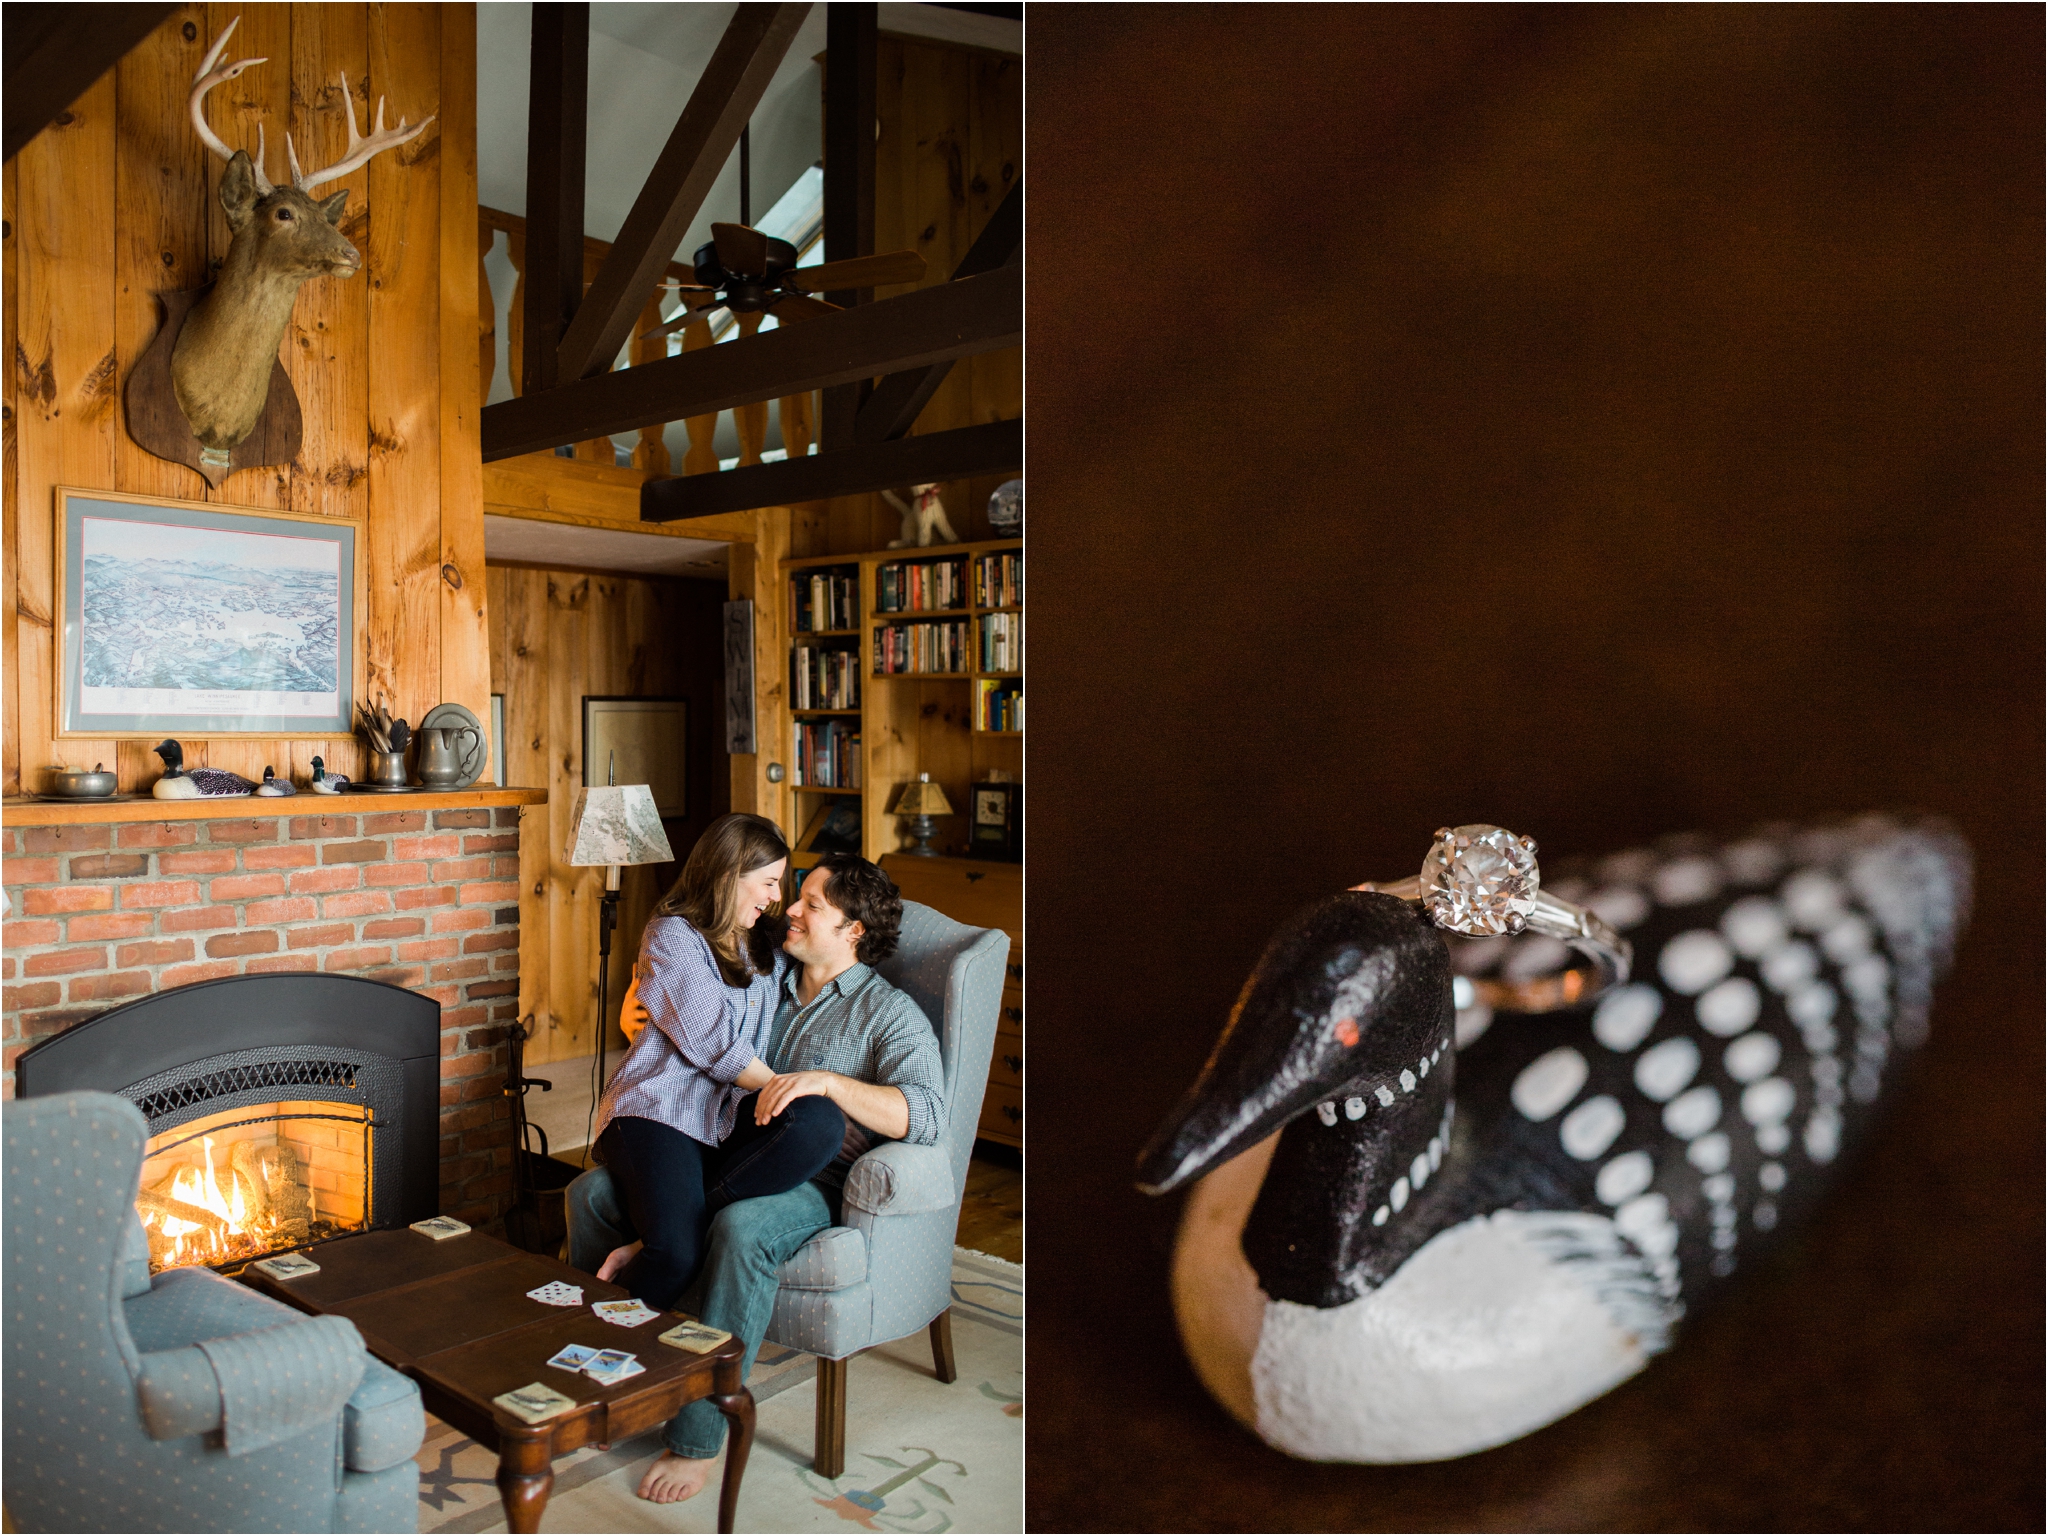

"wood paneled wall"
[797, 32, 1022, 559]
[487, 564, 731, 1067]
[2, 4, 486, 797]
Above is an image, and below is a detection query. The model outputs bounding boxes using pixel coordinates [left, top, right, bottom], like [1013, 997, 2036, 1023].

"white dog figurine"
[883, 483, 959, 548]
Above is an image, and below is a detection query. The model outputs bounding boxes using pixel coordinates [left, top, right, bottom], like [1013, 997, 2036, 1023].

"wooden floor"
[954, 1142, 1023, 1264]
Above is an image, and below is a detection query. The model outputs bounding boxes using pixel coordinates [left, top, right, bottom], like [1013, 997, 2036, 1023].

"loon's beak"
[1134, 891, 1449, 1196]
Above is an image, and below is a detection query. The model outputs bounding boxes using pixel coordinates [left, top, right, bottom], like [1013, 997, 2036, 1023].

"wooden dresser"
[881, 854, 1022, 1150]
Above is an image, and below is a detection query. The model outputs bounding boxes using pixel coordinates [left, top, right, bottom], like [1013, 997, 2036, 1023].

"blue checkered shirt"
[766, 961, 945, 1188]
[595, 917, 786, 1146]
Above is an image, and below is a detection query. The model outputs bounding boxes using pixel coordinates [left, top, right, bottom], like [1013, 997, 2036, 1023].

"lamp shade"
[894, 773, 953, 817]
[565, 785, 675, 867]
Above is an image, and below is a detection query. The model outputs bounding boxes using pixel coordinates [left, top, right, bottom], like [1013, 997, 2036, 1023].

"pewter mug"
[366, 748, 410, 788]
[416, 726, 480, 788]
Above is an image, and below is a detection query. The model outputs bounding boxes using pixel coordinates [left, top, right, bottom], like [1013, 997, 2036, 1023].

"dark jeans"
[597, 1093, 845, 1310]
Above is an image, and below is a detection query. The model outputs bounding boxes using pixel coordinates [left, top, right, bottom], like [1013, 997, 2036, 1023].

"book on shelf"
[979, 611, 1023, 673]
[875, 556, 968, 614]
[791, 643, 861, 711]
[792, 718, 862, 789]
[791, 567, 858, 633]
[873, 619, 969, 675]
[973, 551, 1023, 609]
[976, 678, 1023, 732]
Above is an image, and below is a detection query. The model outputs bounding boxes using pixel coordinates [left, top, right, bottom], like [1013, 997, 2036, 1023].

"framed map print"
[54, 488, 361, 738]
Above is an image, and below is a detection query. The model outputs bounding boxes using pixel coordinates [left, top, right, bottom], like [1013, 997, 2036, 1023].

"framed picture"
[723, 598, 756, 754]
[490, 693, 506, 787]
[583, 696, 687, 819]
[54, 487, 361, 739]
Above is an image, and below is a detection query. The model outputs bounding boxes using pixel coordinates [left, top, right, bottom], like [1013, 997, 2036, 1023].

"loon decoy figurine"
[1138, 817, 1970, 1463]
[308, 755, 348, 794]
[149, 740, 256, 799]
[253, 765, 297, 796]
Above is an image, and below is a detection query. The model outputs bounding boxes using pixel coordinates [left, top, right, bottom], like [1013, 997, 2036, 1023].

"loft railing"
[477, 206, 815, 479]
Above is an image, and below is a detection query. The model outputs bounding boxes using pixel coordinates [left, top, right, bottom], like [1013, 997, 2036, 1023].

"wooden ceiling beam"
[640, 418, 1021, 521]
[481, 266, 1020, 461]
[522, 4, 590, 396]
[554, 3, 812, 383]
[3, 4, 174, 164]
[855, 177, 1022, 445]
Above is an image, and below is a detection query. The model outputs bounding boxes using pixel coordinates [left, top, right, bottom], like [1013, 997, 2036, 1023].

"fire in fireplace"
[16, 973, 440, 1273]
[137, 1100, 373, 1273]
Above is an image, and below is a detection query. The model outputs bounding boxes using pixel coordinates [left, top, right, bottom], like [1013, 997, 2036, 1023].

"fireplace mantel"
[5, 787, 546, 826]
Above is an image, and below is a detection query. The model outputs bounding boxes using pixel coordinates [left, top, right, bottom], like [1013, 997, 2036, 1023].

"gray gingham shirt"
[767, 961, 945, 1188]
[595, 917, 786, 1146]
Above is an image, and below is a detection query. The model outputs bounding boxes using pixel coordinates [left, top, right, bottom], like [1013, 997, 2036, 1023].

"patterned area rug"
[417, 1249, 1022, 1534]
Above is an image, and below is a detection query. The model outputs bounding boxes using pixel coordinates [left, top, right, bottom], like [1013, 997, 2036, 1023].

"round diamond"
[1421, 824, 1541, 936]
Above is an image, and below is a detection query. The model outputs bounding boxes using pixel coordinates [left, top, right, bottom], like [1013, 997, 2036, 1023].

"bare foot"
[597, 1240, 642, 1283]
[636, 1450, 715, 1504]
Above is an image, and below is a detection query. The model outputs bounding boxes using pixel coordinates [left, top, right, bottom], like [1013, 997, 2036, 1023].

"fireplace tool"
[503, 1015, 581, 1255]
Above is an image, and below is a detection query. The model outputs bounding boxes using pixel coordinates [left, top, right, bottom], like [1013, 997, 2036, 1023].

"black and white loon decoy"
[150, 740, 256, 799]
[253, 765, 297, 796]
[308, 755, 349, 795]
[1137, 817, 1970, 1462]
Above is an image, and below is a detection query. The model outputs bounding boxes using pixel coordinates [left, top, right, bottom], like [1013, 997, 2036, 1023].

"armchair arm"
[136, 1346, 226, 1441]
[842, 1140, 956, 1219]
[157, 1316, 368, 1457]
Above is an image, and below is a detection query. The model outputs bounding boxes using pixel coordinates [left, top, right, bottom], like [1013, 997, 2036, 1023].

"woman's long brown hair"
[651, 813, 789, 984]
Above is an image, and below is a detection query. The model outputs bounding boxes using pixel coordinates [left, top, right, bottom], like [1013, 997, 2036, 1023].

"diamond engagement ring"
[1352, 823, 1632, 1012]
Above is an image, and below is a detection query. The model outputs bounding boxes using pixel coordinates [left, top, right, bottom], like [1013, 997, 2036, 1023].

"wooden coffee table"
[242, 1227, 754, 1533]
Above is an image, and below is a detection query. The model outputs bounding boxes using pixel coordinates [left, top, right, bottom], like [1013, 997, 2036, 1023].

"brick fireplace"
[1, 798, 537, 1230]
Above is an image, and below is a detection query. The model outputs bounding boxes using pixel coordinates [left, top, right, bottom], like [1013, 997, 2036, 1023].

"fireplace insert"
[16, 973, 439, 1273]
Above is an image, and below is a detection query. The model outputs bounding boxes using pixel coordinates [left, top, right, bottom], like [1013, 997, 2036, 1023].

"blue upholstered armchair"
[2, 1091, 424, 1534]
[568, 899, 1009, 1475]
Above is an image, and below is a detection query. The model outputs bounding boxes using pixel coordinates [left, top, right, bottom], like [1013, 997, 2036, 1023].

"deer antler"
[189, 15, 274, 194]
[290, 71, 434, 195]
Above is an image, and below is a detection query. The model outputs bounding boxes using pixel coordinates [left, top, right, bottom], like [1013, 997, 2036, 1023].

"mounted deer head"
[169, 16, 433, 470]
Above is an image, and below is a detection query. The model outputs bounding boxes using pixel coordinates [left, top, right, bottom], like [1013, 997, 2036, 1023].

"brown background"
[1025, 6, 2041, 1530]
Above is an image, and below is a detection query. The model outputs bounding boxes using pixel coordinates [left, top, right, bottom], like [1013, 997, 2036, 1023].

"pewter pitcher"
[416, 725, 480, 788]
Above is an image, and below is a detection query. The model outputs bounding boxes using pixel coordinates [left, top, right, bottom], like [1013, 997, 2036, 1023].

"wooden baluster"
[505, 227, 526, 397]
[631, 288, 672, 474]
[734, 313, 768, 466]
[779, 387, 815, 461]
[681, 314, 721, 474]
[478, 219, 497, 405]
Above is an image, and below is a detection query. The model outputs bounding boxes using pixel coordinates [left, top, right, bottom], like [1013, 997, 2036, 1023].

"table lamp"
[894, 773, 954, 857]
[565, 780, 675, 1099]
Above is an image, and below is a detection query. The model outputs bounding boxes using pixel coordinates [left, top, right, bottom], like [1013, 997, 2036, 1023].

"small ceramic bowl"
[46, 765, 117, 798]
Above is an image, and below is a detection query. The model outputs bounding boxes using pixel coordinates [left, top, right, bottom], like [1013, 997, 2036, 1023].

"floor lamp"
[565, 784, 675, 1133]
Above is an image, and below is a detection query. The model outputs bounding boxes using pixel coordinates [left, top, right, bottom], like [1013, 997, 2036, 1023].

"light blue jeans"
[567, 1171, 831, 1459]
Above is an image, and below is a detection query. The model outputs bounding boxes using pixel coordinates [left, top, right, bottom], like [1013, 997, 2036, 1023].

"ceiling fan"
[640, 223, 928, 341]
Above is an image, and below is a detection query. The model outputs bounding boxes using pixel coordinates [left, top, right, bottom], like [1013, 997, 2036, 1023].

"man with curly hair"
[613, 853, 947, 1505]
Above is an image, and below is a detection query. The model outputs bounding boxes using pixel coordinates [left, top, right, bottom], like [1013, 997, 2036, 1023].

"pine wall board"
[804, 33, 1023, 561]
[1, 4, 488, 798]
[486, 563, 730, 1068]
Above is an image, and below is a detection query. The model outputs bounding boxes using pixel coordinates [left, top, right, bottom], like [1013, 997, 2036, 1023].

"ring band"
[1353, 823, 1632, 1013]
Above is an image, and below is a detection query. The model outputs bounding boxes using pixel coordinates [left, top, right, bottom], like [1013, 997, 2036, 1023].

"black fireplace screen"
[17, 973, 440, 1268]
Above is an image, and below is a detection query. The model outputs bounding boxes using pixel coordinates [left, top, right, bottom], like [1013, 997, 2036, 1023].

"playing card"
[583, 1349, 644, 1385]
[249, 1252, 320, 1281]
[527, 1282, 584, 1307]
[657, 1318, 733, 1354]
[591, 1298, 659, 1328]
[546, 1343, 599, 1372]
[410, 1216, 471, 1241]
[493, 1382, 577, 1424]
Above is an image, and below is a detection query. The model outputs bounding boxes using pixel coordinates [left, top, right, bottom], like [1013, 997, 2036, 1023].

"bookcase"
[782, 538, 1022, 866]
